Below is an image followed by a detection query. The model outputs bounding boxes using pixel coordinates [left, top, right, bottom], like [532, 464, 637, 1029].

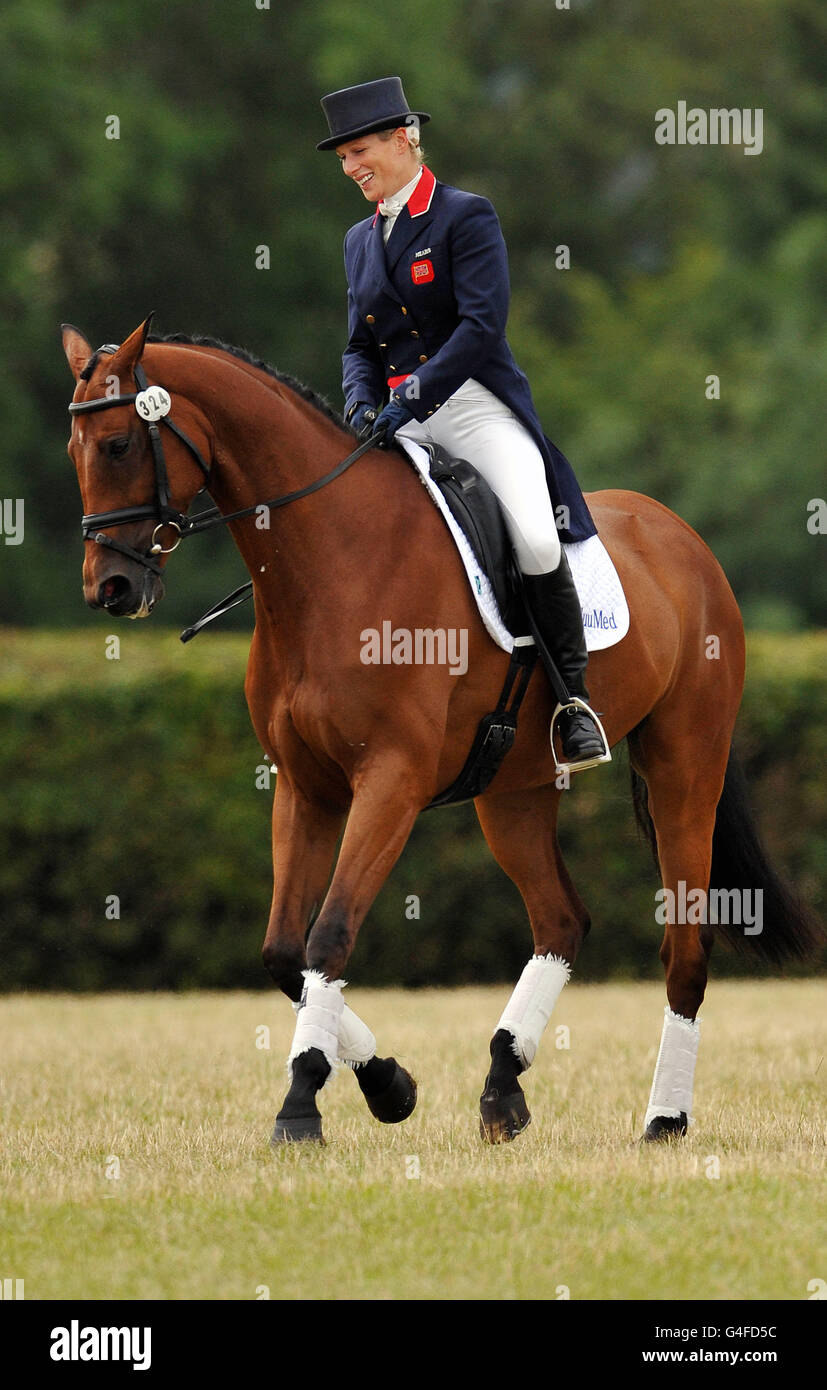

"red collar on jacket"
[371, 165, 436, 227]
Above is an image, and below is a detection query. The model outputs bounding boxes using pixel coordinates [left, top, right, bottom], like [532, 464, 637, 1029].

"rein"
[70, 346, 382, 581]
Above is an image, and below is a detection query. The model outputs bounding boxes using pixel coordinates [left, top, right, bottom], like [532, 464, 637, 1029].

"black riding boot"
[521, 555, 607, 767]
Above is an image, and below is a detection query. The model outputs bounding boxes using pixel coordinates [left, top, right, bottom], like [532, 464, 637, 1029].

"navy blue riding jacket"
[341, 164, 596, 544]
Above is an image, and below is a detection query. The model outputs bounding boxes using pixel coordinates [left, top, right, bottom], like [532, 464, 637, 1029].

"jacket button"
[379, 342, 387, 348]
[400, 307, 408, 315]
[365, 314, 375, 323]
[411, 329, 419, 337]
[389, 364, 396, 371]
[419, 354, 428, 363]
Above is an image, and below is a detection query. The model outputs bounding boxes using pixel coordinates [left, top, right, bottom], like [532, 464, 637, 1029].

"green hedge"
[0, 628, 823, 990]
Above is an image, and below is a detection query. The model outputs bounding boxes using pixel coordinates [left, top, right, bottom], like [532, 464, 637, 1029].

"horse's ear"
[61, 324, 93, 382]
[108, 312, 156, 377]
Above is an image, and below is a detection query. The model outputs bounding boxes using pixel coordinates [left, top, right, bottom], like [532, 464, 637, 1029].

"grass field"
[1, 981, 824, 1301]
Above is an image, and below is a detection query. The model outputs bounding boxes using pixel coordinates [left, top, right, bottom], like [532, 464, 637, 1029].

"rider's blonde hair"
[378, 124, 426, 165]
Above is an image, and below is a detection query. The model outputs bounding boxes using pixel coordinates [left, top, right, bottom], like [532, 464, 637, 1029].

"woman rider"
[317, 77, 606, 771]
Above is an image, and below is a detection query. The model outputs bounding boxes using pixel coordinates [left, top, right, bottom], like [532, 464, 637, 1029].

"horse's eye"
[107, 436, 131, 459]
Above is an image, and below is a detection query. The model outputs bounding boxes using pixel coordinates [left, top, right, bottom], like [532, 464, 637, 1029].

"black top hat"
[316, 76, 430, 151]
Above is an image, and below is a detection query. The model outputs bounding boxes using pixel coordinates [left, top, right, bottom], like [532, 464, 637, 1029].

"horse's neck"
[177, 348, 367, 613]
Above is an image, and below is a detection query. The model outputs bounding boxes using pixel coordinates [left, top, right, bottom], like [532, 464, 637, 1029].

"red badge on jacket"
[411, 258, 434, 284]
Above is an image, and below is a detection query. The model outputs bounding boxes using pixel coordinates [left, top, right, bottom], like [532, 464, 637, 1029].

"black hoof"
[271, 1112, 324, 1145]
[360, 1059, 418, 1124]
[271, 1047, 329, 1145]
[641, 1112, 688, 1144]
[479, 1089, 531, 1144]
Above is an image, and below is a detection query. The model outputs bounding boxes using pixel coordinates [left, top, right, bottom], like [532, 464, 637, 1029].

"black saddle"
[415, 442, 528, 635]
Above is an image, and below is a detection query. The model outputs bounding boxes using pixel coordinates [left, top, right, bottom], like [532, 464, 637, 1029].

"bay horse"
[62, 316, 817, 1146]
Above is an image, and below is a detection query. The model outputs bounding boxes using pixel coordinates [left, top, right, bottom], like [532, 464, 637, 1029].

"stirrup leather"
[550, 695, 612, 776]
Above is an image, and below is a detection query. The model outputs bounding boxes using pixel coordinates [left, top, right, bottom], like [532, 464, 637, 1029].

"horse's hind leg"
[474, 783, 590, 1143]
[629, 721, 730, 1143]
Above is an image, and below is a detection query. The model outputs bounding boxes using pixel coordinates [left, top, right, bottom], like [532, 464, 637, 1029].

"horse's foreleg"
[261, 778, 344, 1002]
[265, 799, 384, 1079]
[260, 779, 345, 1144]
[475, 785, 590, 1143]
[273, 757, 424, 1143]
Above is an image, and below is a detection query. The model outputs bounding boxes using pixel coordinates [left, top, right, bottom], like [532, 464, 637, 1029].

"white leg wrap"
[496, 954, 571, 1069]
[645, 1006, 701, 1128]
[288, 969, 344, 1082]
[338, 1004, 377, 1068]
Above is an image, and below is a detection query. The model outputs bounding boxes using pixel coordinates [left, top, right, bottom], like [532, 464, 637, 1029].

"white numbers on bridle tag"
[135, 386, 172, 421]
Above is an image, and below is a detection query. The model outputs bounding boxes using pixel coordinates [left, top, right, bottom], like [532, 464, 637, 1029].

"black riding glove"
[373, 398, 414, 447]
[348, 402, 380, 440]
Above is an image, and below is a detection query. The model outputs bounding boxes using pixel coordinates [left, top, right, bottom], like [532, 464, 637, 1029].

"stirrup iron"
[550, 695, 612, 776]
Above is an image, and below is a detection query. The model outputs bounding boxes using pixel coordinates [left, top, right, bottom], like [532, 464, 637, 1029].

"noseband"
[69, 344, 381, 581]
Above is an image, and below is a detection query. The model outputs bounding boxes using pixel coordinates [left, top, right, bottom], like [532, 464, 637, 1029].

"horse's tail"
[629, 745, 823, 964]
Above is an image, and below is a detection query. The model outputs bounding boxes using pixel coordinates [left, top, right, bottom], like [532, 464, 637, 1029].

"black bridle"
[69, 346, 382, 581]
[71, 351, 213, 576]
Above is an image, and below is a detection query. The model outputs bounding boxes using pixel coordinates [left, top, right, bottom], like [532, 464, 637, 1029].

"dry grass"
[0, 981, 824, 1300]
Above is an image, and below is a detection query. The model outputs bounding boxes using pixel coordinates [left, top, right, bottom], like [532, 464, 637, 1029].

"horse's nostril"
[98, 574, 132, 608]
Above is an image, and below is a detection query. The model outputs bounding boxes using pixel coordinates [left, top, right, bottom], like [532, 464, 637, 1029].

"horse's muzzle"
[87, 570, 164, 617]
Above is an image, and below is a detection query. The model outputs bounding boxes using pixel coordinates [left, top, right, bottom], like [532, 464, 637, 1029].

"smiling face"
[336, 127, 420, 204]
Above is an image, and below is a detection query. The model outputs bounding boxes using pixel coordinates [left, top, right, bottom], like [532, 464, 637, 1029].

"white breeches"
[397, 378, 562, 575]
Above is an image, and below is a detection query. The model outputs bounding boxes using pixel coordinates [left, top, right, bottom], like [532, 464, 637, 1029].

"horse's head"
[62, 316, 212, 617]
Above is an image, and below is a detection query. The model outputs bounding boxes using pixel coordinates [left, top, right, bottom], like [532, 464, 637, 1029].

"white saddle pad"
[398, 436, 630, 654]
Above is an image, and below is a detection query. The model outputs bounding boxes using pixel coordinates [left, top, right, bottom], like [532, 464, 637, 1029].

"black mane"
[146, 332, 355, 435]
